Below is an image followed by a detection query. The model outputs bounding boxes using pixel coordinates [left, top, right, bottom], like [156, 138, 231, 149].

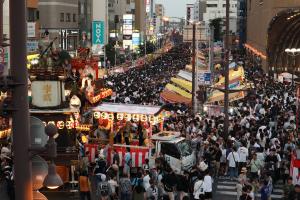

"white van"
[150, 131, 196, 174]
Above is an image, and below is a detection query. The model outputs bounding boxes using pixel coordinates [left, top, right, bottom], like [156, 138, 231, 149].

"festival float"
[84, 103, 169, 167]
[28, 35, 113, 191]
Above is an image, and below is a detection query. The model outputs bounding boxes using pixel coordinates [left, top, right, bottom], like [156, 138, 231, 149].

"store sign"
[92, 21, 105, 45]
[145, 0, 151, 13]
[27, 41, 39, 52]
[123, 35, 132, 40]
[31, 81, 65, 108]
[132, 33, 140, 46]
[198, 71, 211, 85]
[123, 14, 133, 50]
[27, 22, 36, 38]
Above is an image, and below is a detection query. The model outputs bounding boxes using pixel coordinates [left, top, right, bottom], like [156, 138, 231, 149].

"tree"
[210, 18, 223, 42]
[138, 41, 156, 56]
[105, 41, 116, 65]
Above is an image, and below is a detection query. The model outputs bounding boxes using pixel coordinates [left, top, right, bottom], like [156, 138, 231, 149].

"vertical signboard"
[123, 14, 133, 49]
[92, 21, 105, 45]
[27, 22, 36, 38]
[145, 0, 151, 13]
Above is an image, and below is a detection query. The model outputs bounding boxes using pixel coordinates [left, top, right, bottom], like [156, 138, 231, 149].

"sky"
[155, 0, 196, 18]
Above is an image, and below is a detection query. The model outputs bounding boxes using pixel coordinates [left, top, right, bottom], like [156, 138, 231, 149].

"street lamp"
[285, 48, 300, 86]
[163, 16, 201, 114]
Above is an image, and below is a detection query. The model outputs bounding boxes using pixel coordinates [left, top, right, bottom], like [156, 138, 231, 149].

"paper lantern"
[48, 121, 55, 125]
[94, 112, 100, 119]
[65, 121, 74, 129]
[74, 112, 80, 120]
[101, 112, 108, 119]
[117, 113, 124, 121]
[158, 115, 164, 123]
[124, 113, 131, 121]
[132, 114, 139, 122]
[149, 115, 155, 123]
[108, 113, 114, 121]
[81, 135, 88, 144]
[56, 121, 65, 130]
[140, 115, 148, 122]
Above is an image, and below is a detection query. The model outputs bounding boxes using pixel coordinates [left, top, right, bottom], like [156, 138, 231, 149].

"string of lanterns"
[0, 128, 11, 139]
[88, 89, 113, 104]
[93, 112, 164, 124]
[244, 44, 267, 60]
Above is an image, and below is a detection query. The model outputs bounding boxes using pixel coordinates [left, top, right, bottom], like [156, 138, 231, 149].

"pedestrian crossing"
[214, 177, 284, 200]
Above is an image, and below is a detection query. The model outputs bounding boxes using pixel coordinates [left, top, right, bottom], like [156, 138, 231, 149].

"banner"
[92, 21, 105, 45]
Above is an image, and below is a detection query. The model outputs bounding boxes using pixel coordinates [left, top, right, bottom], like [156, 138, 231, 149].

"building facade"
[194, 0, 238, 34]
[193, 0, 206, 22]
[186, 4, 194, 25]
[38, 0, 79, 51]
[246, 0, 300, 72]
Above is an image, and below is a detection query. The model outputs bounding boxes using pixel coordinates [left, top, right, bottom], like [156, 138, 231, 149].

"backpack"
[97, 181, 110, 197]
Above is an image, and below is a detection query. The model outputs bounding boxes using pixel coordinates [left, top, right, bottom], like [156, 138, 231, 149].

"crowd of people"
[75, 46, 300, 200]
[104, 44, 191, 105]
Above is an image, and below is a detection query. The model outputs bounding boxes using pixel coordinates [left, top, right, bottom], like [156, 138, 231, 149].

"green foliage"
[210, 18, 223, 42]
[137, 41, 156, 56]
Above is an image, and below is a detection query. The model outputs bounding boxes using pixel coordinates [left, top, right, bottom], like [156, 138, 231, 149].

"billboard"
[132, 33, 140, 46]
[123, 14, 133, 49]
[92, 21, 105, 45]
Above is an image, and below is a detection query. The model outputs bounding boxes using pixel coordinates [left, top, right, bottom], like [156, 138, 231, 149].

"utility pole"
[224, 0, 230, 138]
[192, 23, 196, 114]
[209, 25, 214, 72]
[10, 0, 32, 200]
[0, 0, 4, 45]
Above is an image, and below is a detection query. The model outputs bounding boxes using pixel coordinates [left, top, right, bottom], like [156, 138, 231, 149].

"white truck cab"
[149, 131, 196, 174]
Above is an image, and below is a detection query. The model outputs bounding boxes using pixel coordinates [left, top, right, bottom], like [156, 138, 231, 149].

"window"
[27, 8, 35, 22]
[66, 13, 71, 22]
[161, 143, 181, 159]
[73, 14, 76, 22]
[207, 4, 217, 7]
[177, 140, 192, 157]
[36, 10, 39, 20]
[60, 13, 64, 22]
[223, 4, 226, 7]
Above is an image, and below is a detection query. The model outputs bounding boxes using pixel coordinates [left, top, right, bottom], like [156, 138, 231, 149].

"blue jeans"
[229, 167, 238, 179]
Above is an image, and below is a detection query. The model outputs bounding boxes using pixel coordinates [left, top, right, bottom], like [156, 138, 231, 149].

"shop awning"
[178, 70, 192, 82]
[165, 83, 192, 99]
[92, 103, 162, 115]
[160, 90, 191, 105]
[171, 78, 192, 92]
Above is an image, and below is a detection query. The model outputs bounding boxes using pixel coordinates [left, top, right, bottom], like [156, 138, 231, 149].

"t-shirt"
[227, 151, 240, 167]
[108, 179, 118, 194]
[146, 186, 158, 200]
[238, 147, 249, 162]
[143, 175, 151, 191]
[203, 175, 212, 193]
[119, 177, 132, 194]
[193, 180, 205, 199]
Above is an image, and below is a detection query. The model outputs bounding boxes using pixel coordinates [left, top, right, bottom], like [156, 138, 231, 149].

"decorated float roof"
[30, 108, 79, 114]
[92, 103, 162, 115]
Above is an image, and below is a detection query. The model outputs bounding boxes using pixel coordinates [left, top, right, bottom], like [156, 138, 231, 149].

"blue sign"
[27, 41, 39, 52]
[92, 21, 105, 45]
[132, 37, 140, 45]
[198, 72, 211, 85]
[204, 73, 211, 82]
